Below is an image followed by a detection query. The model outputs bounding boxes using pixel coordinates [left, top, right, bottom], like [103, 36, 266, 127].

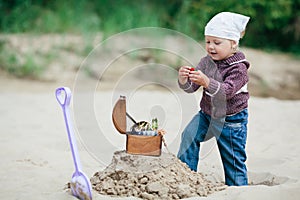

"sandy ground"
[0, 33, 300, 199]
[0, 82, 300, 199]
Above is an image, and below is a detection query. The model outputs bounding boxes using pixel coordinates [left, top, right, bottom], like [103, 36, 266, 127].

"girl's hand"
[189, 70, 210, 88]
[178, 66, 193, 84]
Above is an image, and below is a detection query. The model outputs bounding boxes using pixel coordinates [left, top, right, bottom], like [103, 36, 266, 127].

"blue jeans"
[177, 109, 248, 186]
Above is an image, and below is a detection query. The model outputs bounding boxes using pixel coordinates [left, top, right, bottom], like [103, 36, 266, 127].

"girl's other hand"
[189, 70, 210, 88]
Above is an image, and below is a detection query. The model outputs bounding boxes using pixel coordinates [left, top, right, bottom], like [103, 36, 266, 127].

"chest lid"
[112, 95, 127, 134]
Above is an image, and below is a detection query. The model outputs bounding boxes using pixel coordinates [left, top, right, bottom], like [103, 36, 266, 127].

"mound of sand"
[91, 151, 226, 199]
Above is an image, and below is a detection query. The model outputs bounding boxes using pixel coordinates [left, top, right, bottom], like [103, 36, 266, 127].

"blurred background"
[0, 0, 299, 99]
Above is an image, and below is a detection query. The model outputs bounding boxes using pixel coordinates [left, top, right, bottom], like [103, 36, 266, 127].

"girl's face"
[205, 36, 237, 61]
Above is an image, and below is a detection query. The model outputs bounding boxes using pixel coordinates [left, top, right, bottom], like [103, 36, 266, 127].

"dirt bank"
[0, 33, 299, 99]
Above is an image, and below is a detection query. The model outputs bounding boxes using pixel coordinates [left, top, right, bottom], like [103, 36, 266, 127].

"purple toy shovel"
[56, 87, 92, 200]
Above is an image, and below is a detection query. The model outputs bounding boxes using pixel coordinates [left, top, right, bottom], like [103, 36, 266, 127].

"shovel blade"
[71, 172, 92, 200]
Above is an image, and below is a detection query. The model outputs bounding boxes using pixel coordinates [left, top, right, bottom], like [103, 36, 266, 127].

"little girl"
[177, 12, 250, 186]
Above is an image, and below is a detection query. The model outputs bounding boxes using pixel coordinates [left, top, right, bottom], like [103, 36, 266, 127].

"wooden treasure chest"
[112, 96, 162, 156]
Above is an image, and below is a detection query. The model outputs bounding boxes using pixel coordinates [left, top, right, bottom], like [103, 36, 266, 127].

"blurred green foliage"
[0, 0, 299, 53]
[0, 39, 44, 78]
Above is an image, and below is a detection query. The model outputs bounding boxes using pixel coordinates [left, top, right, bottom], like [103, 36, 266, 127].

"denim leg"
[217, 109, 248, 186]
[177, 111, 209, 171]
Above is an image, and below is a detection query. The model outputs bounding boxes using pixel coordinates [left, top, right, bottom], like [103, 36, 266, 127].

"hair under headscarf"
[204, 12, 250, 42]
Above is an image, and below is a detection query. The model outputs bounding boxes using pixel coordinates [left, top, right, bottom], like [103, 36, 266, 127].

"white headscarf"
[204, 12, 250, 42]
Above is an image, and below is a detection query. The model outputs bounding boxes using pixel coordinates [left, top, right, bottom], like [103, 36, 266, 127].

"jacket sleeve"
[178, 79, 200, 93]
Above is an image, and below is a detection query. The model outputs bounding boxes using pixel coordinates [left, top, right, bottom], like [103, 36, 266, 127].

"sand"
[0, 33, 299, 199]
[0, 86, 300, 200]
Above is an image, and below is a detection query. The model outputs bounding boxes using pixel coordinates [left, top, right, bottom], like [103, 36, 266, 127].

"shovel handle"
[56, 87, 82, 172]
